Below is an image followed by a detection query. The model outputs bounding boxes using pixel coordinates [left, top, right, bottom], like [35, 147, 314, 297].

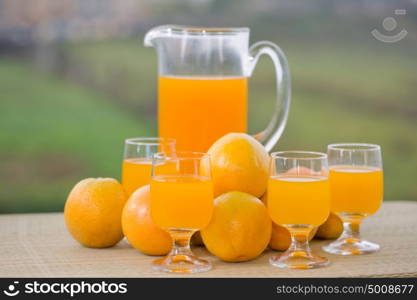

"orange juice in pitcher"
[145, 25, 291, 152]
[158, 76, 247, 152]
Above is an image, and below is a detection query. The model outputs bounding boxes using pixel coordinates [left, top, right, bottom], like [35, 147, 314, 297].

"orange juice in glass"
[329, 166, 383, 215]
[323, 143, 383, 255]
[268, 176, 330, 227]
[150, 152, 213, 273]
[121, 138, 175, 197]
[151, 175, 213, 229]
[267, 151, 330, 269]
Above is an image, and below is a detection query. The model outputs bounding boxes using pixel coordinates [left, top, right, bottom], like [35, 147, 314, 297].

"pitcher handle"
[247, 41, 291, 152]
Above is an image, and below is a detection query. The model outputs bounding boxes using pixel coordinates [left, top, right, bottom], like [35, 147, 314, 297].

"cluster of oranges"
[64, 133, 343, 262]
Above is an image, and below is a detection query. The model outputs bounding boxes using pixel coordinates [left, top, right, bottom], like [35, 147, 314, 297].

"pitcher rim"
[149, 25, 249, 36]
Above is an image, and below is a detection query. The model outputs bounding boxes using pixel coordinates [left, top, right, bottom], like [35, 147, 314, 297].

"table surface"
[0, 201, 416, 278]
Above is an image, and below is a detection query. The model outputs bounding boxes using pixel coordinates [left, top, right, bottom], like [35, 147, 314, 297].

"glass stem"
[339, 213, 365, 243]
[167, 229, 195, 258]
[342, 222, 360, 241]
[287, 225, 313, 255]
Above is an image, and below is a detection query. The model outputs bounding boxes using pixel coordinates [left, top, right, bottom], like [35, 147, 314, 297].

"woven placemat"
[0, 201, 416, 278]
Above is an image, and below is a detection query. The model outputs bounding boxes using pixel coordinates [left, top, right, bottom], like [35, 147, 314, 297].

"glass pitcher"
[144, 25, 291, 152]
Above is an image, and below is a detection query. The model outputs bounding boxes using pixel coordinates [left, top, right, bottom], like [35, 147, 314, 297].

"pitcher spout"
[144, 24, 178, 47]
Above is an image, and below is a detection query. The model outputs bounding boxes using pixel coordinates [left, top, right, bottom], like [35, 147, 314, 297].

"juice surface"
[158, 76, 247, 152]
[267, 176, 330, 226]
[150, 175, 214, 230]
[122, 158, 152, 197]
[329, 165, 383, 215]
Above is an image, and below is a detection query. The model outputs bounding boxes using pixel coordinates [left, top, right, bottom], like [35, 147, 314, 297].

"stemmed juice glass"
[323, 143, 383, 255]
[121, 137, 176, 197]
[267, 151, 330, 269]
[150, 152, 214, 273]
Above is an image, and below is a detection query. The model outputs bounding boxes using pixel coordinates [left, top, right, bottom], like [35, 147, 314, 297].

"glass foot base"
[152, 254, 212, 274]
[322, 238, 380, 255]
[270, 251, 330, 269]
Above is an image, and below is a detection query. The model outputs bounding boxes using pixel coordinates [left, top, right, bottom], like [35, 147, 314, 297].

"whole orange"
[64, 178, 126, 248]
[201, 133, 269, 198]
[201, 191, 271, 262]
[315, 212, 343, 239]
[122, 185, 172, 256]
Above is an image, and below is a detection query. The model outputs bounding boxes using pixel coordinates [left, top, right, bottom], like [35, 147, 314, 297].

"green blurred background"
[0, 0, 416, 213]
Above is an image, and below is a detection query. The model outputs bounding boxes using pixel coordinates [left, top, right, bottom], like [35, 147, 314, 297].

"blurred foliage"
[0, 0, 416, 213]
[0, 59, 148, 212]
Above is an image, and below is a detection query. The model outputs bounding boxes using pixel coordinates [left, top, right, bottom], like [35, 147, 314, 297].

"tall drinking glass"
[323, 143, 383, 255]
[150, 152, 213, 273]
[267, 151, 330, 269]
[121, 137, 176, 197]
